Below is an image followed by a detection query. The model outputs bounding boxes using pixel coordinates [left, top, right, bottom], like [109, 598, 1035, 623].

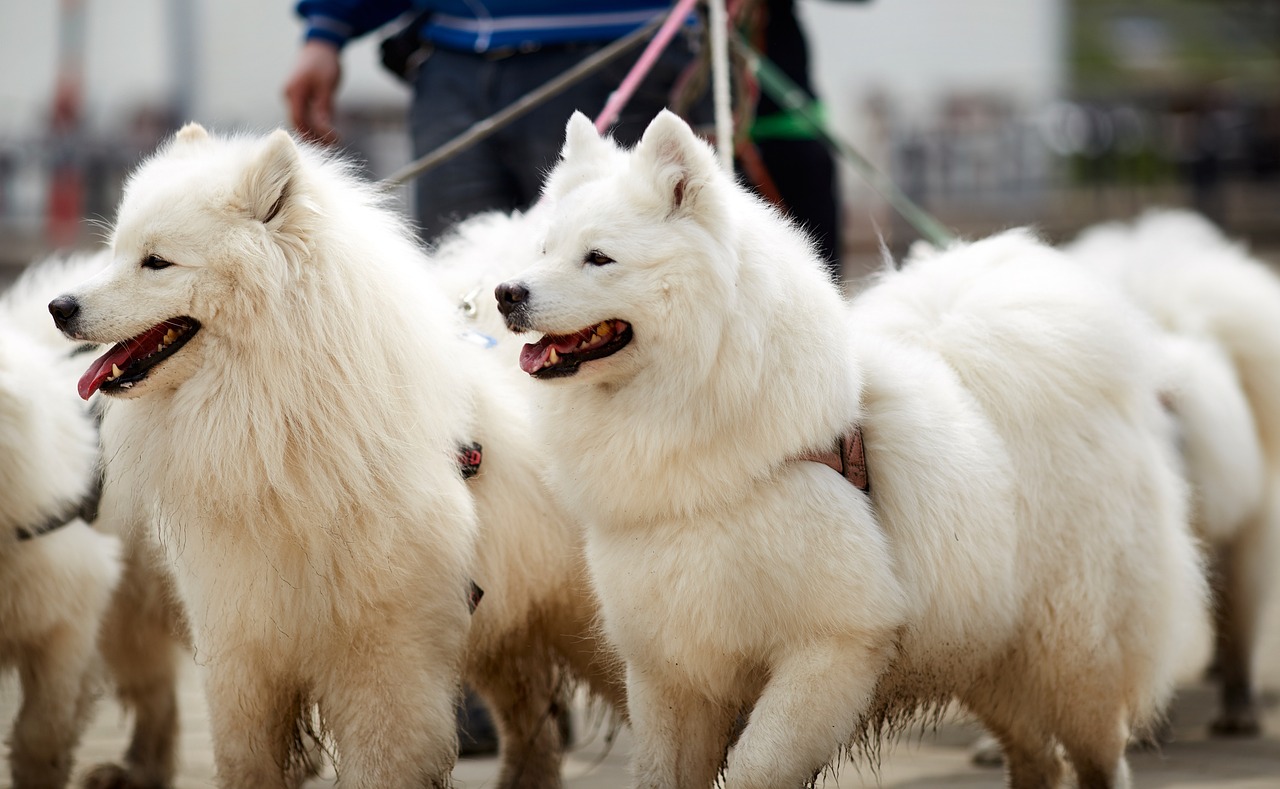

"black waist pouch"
[380, 10, 433, 83]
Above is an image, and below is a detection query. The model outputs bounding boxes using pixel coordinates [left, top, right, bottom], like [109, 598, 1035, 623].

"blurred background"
[2, 0, 1279, 272]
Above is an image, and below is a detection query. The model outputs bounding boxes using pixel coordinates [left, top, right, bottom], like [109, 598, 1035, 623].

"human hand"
[284, 39, 343, 145]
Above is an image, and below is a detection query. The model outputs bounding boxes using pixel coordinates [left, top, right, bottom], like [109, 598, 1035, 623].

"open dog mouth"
[519, 319, 632, 378]
[78, 317, 200, 399]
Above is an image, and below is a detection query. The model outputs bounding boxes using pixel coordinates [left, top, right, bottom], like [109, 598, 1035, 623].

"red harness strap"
[793, 425, 870, 493]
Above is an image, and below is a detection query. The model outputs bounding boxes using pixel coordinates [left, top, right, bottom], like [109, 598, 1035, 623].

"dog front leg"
[203, 658, 298, 789]
[320, 636, 462, 789]
[724, 635, 892, 789]
[626, 665, 735, 789]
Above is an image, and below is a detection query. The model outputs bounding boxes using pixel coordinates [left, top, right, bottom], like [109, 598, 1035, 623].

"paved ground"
[2, 588, 1277, 788]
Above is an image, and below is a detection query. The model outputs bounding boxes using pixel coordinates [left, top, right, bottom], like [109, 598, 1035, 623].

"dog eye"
[142, 255, 173, 270]
[584, 250, 615, 267]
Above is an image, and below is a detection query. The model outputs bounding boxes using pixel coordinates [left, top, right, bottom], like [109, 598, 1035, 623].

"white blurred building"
[0, 0, 406, 138]
[0, 0, 1065, 139]
[0, 0, 1066, 256]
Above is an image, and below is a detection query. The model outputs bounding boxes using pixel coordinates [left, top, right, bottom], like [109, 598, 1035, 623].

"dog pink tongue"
[519, 330, 592, 375]
[519, 339, 553, 375]
[79, 346, 133, 400]
[77, 324, 168, 399]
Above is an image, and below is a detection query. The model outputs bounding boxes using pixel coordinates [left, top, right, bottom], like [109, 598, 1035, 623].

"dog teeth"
[597, 322, 613, 338]
[110, 364, 123, 380]
[547, 348, 560, 365]
[158, 343, 164, 352]
[163, 328, 178, 344]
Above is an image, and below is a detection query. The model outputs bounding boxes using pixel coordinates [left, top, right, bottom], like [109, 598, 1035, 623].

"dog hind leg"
[1209, 512, 1271, 737]
[1052, 690, 1133, 789]
[9, 630, 98, 789]
[82, 544, 184, 789]
[468, 638, 569, 789]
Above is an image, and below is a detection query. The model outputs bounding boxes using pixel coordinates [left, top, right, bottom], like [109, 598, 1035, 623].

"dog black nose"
[49, 295, 80, 332]
[494, 282, 530, 319]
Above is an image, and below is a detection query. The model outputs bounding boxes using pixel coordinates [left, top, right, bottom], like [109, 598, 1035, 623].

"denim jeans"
[408, 36, 703, 244]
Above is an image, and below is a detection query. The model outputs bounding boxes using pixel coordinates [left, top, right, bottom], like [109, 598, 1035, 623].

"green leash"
[751, 102, 828, 141]
[734, 33, 956, 249]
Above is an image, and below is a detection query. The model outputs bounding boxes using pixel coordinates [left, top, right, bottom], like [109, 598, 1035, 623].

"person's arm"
[284, 0, 414, 143]
[284, 39, 343, 143]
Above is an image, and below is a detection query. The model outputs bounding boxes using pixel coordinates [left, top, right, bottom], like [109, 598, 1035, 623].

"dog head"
[495, 110, 736, 385]
[50, 124, 313, 400]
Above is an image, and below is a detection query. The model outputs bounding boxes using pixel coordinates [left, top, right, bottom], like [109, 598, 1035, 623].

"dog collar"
[793, 425, 869, 493]
[457, 442, 483, 479]
[456, 443, 485, 615]
[14, 470, 103, 542]
[15, 503, 84, 541]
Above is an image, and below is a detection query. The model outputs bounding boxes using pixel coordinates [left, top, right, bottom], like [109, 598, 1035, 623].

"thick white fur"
[1070, 209, 1280, 735]
[431, 209, 628, 788]
[12, 253, 191, 789]
[504, 111, 1206, 788]
[0, 256, 121, 787]
[57, 126, 478, 788]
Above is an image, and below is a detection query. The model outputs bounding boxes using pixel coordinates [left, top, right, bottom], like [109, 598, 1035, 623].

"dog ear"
[174, 122, 210, 145]
[237, 129, 300, 227]
[560, 112, 610, 164]
[543, 112, 620, 201]
[634, 110, 717, 217]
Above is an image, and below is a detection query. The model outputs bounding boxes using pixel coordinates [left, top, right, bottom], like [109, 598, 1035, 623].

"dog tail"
[1229, 304, 1280, 473]
[1195, 244, 1280, 474]
[1132, 210, 1280, 472]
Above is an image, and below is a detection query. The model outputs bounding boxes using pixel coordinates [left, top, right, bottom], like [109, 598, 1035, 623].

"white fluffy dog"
[429, 207, 627, 788]
[495, 111, 1206, 788]
[1070, 210, 1280, 736]
[51, 125, 478, 788]
[0, 256, 121, 788]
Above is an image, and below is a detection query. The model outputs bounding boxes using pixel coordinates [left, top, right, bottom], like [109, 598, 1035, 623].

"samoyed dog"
[428, 209, 629, 788]
[50, 125, 478, 788]
[0, 255, 121, 788]
[4, 254, 194, 789]
[1070, 210, 1280, 736]
[495, 111, 1206, 788]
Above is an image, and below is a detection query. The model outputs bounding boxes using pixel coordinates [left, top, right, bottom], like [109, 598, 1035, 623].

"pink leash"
[594, 0, 701, 133]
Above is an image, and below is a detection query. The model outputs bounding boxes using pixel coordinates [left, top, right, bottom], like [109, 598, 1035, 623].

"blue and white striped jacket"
[297, 0, 674, 54]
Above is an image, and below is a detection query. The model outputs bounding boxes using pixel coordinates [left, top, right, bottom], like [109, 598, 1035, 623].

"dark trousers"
[409, 38, 700, 244]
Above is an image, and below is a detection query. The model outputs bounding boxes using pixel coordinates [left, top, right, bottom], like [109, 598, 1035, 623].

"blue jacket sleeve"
[296, 0, 417, 48]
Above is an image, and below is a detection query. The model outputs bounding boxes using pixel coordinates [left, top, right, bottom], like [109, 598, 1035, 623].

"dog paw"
[1209, 709, 1262, 738]
[969, 733, 1004, 767]
[1131, 716, 1175, 750]
[81, 763, 168, 789]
